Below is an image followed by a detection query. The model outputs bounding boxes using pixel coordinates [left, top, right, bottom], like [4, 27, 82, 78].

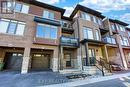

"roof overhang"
[109, 19, 129, 26]
[70, 4, 105, 19]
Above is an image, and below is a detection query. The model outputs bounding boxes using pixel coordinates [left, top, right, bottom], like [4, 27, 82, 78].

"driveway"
[0, 70, 71, 87]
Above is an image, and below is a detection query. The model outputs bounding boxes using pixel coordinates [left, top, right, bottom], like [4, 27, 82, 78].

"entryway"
[31, 53, 51, 71]
[3, 52, 23, 70]
[88, 48, 96, 65]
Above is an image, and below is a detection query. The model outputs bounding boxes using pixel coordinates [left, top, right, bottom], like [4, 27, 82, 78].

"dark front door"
[31, 54, 50, 70]
[4, 53, 23, 70]
[88, 49, 96, 65]
[64, 53, 71, 68]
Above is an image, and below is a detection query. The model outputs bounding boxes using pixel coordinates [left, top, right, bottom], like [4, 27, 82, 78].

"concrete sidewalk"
[43, 72, 130, 87]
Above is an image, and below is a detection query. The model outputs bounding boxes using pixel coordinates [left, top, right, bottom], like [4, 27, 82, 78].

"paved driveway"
[0, 70, 70, 87]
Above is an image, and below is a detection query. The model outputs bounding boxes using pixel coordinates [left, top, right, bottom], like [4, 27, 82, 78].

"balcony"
[60, 36, 79, 47]
[61, 22, 74, 34]
[34, 16, 61, 26]
[102, 36, 116, 44]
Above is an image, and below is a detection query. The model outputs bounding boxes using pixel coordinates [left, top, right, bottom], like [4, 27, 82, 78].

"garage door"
[4, 53, 23, 70]
[31, 54, 50, 70]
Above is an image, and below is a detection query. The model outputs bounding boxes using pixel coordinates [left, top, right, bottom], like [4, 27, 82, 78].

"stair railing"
[94, 57, 112, 76]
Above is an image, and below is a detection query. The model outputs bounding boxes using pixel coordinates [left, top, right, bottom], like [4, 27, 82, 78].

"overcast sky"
[37, 0, 130, 27]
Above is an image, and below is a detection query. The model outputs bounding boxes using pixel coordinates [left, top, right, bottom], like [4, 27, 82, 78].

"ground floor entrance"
[30, 49, 53, 71]
[123, 49, 130, 68]
[4, 52, 23, 70]
[31, 53, 51, 71]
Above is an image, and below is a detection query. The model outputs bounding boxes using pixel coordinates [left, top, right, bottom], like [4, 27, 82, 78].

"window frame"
[36, 23, 58, 39]
[83, 27, 94, 39]
[0, 18, 25, 36]
[43, 10, 55, 19]
[95, 29, 100, 40]
[81, 12, 91, 21]
[14, 2, 29, 14]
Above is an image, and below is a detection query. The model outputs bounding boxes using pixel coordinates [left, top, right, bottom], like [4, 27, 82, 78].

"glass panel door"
[64, 53, 71, 67]
[88, 49, 96, 65]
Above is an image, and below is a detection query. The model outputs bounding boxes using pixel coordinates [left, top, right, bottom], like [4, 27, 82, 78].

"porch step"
[59, 69, 81, 74]
[83, 66, 112, 76]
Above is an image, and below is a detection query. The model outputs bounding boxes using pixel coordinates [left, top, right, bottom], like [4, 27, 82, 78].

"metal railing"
[95, 58, 112, 76]
[82, 57, 112, 76]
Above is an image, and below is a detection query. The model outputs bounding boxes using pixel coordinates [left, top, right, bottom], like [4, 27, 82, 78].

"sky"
[37, 0, 130, 27]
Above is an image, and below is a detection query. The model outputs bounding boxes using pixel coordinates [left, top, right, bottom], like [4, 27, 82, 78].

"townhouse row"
[0, 0, 130, 74]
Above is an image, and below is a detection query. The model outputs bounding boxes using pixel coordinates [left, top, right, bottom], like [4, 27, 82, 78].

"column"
[116, 34, 128, 70]
[0, 48, 5, 70]
[77, 44, 83, 70]
[21, 47, 31, 74]
[52, 47, 59, 72]
[102, 45, 109, 62]
[85, 43, 89, 66]
[60, 46, 64, 70]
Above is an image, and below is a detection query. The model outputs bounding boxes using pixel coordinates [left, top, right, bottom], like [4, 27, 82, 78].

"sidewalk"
[43, 72, 130, 87]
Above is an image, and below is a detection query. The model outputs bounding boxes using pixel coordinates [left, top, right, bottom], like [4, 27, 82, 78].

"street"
[77, 77, 130, 87]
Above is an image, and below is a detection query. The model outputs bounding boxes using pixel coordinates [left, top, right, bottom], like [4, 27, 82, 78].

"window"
[120, 26, 125, 32]
[81, 12, 91, 21]
[43, 10, 54, 19]
[0, 19, 10, 33]
[121, 36, 129, 46]
[16, 22, 25, 35]
[7, 21, 17, 34]
[98, 19, 102, 25]
[104, 36, 116, 44]
[128, 32, 130, 37]
[93, 16, 97, 24]
[15, 3, 22, 12]
[0, 18, 25, 35]
[111, 24, 115, 31]
[115, 24, 119, 30]
[95, 30, 100, 40]
[36, 24, 57, 39]
[83, 27, 94, 39]
[15, 3, 29, 14]
[36, 25, 44, 38]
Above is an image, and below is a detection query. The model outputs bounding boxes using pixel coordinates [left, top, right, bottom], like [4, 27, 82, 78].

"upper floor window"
[81, 12, 91, 21]
[15, 3, 29, 14]
[95, 30, 100, 40]
[0, 19, 25, 35]
[104, 36, 116, 44]
[43, 10, 54, 19]
[120, 26, 125, 32]
[120, 36, 129, 46]
[93, 16, 98, 24]
[115, 24, 119, 30]
[128, 32, 130, 37]
[36, 23, 57, 39]
[98, 19, 102, 25]
[83, 27, 94, 39]
[111, 24, 115, 31]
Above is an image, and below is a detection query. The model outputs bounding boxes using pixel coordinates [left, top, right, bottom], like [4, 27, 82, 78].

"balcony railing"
[102, 36, 116, 44]
[60, 36, 79, 47]
[61, 22, 74, 33]
[34, 16, 61, 26]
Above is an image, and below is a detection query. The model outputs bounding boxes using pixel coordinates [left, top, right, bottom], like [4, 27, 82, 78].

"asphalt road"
[77, 77, 130, 87]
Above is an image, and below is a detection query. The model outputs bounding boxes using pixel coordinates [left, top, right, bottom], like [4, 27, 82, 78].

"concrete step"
[83, 66, 112, 76]
[59, 69, 81, 74]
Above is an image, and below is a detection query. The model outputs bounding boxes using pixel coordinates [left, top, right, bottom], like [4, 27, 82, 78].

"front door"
[88, 49, 96, 65]
[64, 53, 71, 68]
[31, 54, 50, 70]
